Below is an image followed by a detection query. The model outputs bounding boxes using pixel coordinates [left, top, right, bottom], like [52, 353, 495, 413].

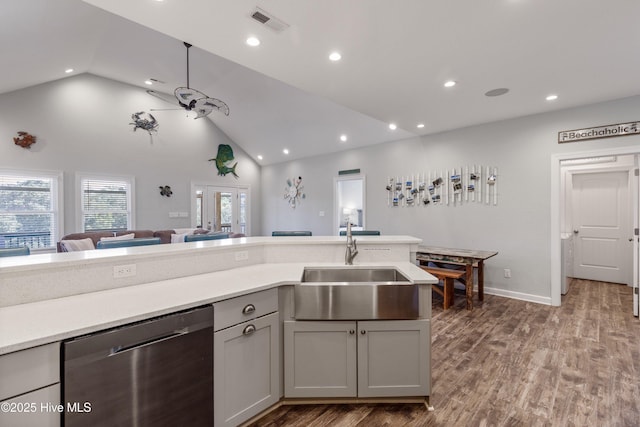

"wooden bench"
[421, 266, 466, 310]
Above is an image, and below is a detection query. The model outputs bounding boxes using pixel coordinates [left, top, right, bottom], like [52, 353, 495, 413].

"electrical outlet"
[235, 251, 249, 261]
[113, 264, 137, 278]
[504, 268, 511, 278]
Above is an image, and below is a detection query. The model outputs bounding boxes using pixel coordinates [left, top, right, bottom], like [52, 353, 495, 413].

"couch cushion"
[58, 232, 114, 250]
[153, 230, 176, 244]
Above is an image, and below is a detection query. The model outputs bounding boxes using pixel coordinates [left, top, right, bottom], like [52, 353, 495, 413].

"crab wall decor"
[13, 131, 36, 149]
[130, 111, 159, 135]
[284, 176, 305, 208]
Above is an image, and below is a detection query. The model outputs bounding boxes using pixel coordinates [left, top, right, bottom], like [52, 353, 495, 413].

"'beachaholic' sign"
[558, 121, 639, 143]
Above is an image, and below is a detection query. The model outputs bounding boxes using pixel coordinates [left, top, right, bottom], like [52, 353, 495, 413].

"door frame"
[333, 174, 366, 235]
[551, 146, 639, 308]
[190, 182, 251, 235]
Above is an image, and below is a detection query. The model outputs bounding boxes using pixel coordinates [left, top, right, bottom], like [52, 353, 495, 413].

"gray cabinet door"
[284, 321, 357, 398]
[357, 320, 430, 397]
[214, 312, 279, 427]
[0, 384, 60, 427]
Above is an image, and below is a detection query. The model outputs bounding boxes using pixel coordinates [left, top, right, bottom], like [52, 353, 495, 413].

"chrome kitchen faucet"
[345, 221, 358, 265]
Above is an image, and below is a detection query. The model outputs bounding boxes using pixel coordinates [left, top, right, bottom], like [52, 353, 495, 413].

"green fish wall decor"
[208, 144, 239, 178]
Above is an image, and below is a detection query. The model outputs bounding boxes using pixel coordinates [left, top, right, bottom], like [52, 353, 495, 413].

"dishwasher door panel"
[64, 308, 213, 427]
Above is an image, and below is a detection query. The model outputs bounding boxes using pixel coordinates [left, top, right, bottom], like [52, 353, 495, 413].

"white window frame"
[76, 173, 135, 232]
[0, 168, 63, 252]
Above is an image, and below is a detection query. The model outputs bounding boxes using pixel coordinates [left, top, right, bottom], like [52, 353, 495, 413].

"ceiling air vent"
[250, 7, 289, 33]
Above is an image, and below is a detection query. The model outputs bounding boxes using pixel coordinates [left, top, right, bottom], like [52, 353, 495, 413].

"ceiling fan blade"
[146, 89, 179, 106]
[196, 97, 230, 117]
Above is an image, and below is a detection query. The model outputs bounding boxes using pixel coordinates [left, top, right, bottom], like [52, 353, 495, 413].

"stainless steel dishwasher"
[63, 305, 214, 427]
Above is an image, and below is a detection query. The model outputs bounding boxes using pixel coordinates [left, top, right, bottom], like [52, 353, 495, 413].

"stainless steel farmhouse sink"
[301, 267, 410, 283]
[294, 267, 419, 320]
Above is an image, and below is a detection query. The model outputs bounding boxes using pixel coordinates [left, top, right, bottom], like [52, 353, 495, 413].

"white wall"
[261, 95, 640, 302]
[0, 73, 262, 236]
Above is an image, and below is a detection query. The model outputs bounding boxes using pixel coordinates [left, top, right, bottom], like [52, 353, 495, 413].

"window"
[0, 169, 62, 251]
[77, 174, 134, 232]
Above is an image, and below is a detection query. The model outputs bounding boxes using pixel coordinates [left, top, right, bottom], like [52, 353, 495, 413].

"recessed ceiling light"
[257, 155, 263, 160]
[546, 94, 558, 101]
[246, 37, 260, 47]
[340, 134, 347, 142]
[65, 68, 74, 74]
[283, 148, 289, 155]
[144, 80, 153, 85]
[444, 80, 456, 88]
[329, 52, 342, 61]
[389, 123, 397, 130]
[417, 123, 425, 128]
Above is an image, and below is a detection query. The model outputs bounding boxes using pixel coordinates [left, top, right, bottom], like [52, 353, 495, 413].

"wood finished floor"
[247, 279, 640, 426]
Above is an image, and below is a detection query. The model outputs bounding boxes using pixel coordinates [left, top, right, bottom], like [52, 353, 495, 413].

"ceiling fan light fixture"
[148, 41, 230, 119]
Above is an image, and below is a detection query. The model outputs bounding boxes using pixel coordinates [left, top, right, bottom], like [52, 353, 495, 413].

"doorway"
[334, 175, 365, 235]
[552, 148, 639, 316]
[192, 184, 250, 235]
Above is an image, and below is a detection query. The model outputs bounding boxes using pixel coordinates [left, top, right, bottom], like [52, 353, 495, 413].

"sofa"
[57, 229, 244, 252]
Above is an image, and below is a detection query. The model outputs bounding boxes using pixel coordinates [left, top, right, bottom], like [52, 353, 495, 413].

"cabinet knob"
[242, 304, 256, 315]
[349, 329, 355, 335]
[242, 324, 256, 336]
[360, 330, 366, 335]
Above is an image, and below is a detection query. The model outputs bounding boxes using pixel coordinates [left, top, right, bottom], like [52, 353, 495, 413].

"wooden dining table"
[416, 246, 498, 310]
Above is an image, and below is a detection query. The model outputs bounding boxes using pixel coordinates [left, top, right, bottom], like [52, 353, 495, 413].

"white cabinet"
[0, 342, 61, 427]
[214, 289, 280, 427]
[284, 320, 430, 398]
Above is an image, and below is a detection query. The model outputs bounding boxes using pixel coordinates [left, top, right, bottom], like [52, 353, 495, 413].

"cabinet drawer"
[214, 289, 278, 331]
[0, 342, 60, 401]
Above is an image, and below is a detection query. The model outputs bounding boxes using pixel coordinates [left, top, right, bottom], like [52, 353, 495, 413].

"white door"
[571, 171, 632, 284]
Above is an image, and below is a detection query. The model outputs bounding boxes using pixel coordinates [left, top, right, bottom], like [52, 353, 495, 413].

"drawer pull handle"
[243, 324, 256, 335]
[242, 304, 256, 315]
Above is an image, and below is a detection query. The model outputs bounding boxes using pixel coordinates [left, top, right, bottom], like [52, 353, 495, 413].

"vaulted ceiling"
[3, 0, 640, 164]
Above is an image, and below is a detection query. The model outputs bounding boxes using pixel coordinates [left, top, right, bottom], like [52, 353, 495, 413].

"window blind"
[81, 178, 130, 232]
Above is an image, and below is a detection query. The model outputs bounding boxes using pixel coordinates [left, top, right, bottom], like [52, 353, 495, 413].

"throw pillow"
[100, 233, 135, 242]
[61, 238, 95, 252]
[171, 233, 189, 243]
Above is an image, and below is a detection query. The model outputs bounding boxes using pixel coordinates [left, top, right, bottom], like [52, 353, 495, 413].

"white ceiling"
[3, 0, 640, 165]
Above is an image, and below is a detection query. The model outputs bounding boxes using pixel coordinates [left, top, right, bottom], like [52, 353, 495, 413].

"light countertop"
[0, 261, 435, 355]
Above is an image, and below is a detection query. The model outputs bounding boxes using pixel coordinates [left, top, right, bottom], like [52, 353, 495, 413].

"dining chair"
[0, 246, 30, 257]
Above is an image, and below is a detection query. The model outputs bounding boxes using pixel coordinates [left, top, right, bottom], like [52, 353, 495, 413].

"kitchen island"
[0, 236, 436, 427]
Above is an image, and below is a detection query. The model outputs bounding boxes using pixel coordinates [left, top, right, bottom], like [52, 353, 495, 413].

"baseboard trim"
[483, 286, 552, 305]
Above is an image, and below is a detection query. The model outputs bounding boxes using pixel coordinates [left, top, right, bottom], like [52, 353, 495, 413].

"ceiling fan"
[147, 42, 230, 119]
